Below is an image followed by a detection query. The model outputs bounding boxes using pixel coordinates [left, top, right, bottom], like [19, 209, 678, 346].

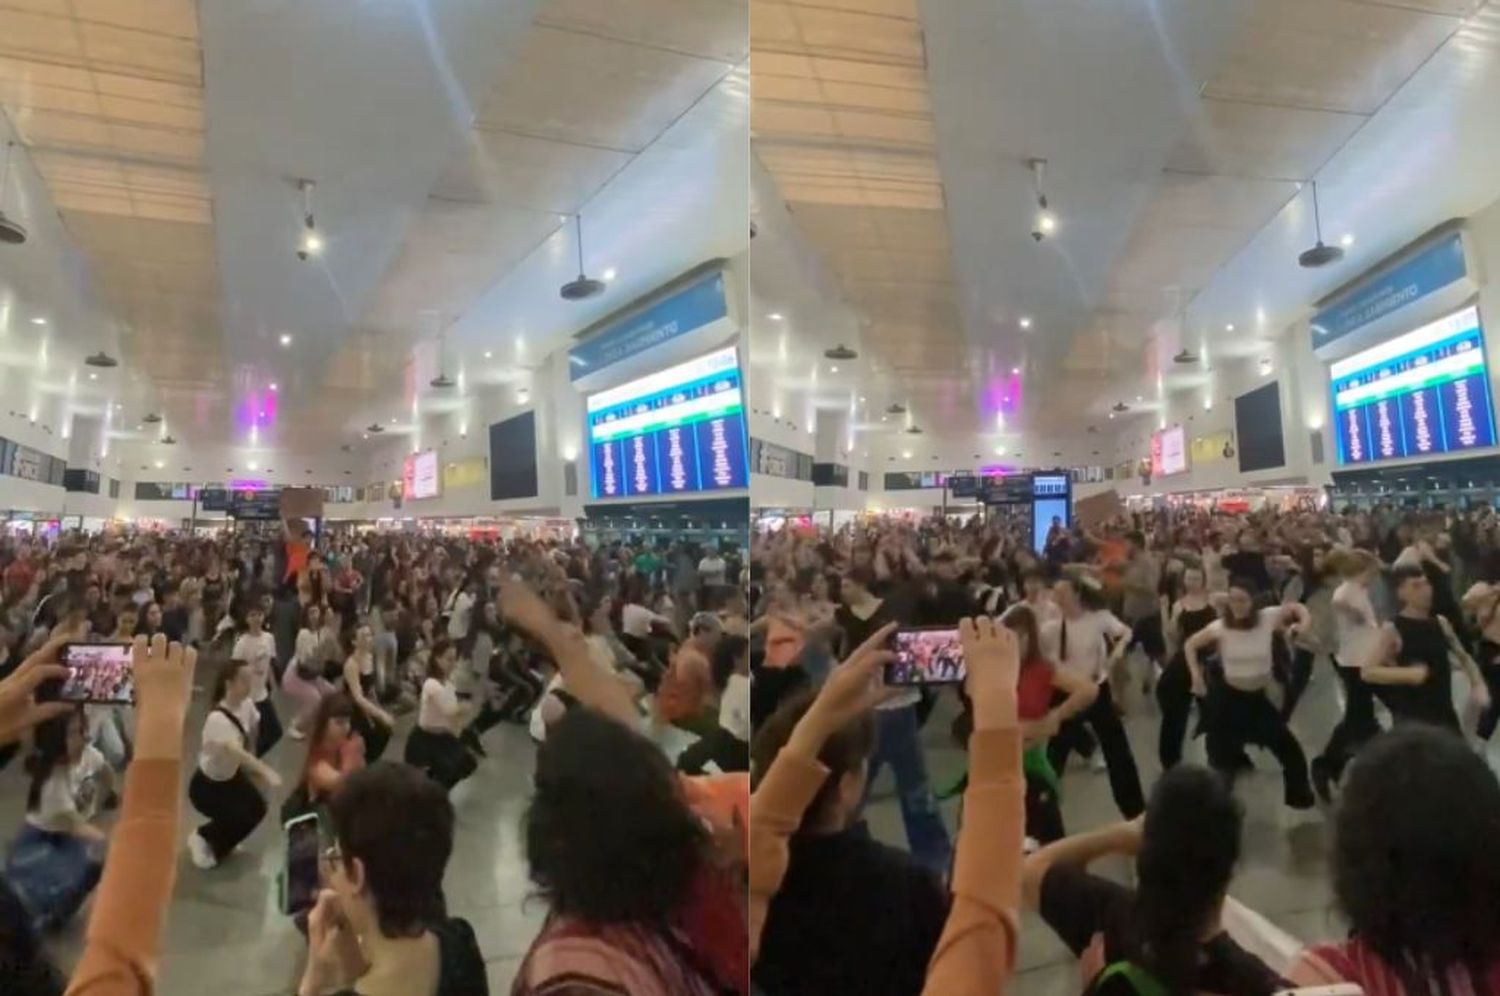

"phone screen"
[887, 628, 966, 685]
[57, 642, 134, 704]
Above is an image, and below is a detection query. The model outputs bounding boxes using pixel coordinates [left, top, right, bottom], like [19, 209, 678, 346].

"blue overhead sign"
[569, 271, 728, 381]
[1311, 231, 1467, 350]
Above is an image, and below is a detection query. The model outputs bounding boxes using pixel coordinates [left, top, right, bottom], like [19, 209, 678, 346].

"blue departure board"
[587, 346, 749, 499]
[1330, 305, 1497, 466]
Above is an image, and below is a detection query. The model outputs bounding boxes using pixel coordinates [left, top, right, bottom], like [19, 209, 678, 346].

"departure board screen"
[1330, 305, 1497, 465]
[586, 346, 748, 499]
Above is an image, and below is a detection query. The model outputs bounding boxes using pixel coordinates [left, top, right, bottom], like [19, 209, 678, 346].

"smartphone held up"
[886, 627, 967, 686]
[43, 642, 135, 705]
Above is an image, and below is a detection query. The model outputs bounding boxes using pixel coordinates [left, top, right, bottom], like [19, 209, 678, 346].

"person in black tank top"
[1156, 567, 1218, 770]
[1366, 567, 1488, 732]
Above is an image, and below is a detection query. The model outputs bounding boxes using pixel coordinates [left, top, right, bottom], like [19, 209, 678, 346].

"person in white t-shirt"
[1184, 577, 1316, 811]
[1039, 571, 1145, 819]
[698, 550, 728, 589]
[1313, 548, 1386, 801]
[403, 639, 478, 791]
[5, 708, 112, 930]
[445, 579, 476, 641]
[186, 658, 282, 869]
[231, 604, 281, 756]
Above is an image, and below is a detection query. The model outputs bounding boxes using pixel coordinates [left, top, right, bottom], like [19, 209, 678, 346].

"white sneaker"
[188, 831, 217, 870]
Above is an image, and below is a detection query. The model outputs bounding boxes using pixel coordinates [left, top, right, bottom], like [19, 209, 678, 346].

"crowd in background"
[747, 501, 1500, 996]
[0, 522, 752, 996]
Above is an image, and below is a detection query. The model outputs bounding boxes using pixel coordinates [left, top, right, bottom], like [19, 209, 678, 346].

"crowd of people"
[0, 521, 752, 995]
[748, 502, 1500, 996]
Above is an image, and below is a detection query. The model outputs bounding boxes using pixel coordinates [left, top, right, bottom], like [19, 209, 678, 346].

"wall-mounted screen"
[488, 412, 539, 500]
[403, 450, 441, 499]
[1330, 304, 1496, 465]
[1234, 381, 1286, 473]
[1150, 426, 1188, 477]
[586, 345, 747, 499]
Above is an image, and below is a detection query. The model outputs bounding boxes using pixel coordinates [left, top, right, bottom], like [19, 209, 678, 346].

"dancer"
[1042, 570, 1145, 819]
[187, 658, 281, 869]
[1364, 566, 1488, 731]
[5, 708, 110, 931]
[231, 604, 281, 756]
[1183, 578, 1316, 810]
[339, 623, 393, 761]
[1156, 565, 1219, 770]
[1311, 548, 1384, 801]
[1000, 603, 1096, 845]
[283, 602, 332, 741]
[403, 638, 479, 791]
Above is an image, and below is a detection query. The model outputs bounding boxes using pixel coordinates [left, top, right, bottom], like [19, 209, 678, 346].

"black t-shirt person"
[1039, 864, 1285, 996]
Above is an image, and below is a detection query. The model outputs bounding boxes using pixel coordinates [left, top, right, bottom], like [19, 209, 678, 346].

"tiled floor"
[0, 661, 548, 996]
[863, 655, 1369, 996]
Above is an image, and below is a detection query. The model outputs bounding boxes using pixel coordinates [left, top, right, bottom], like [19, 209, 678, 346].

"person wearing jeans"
[864, 697, 953, 875]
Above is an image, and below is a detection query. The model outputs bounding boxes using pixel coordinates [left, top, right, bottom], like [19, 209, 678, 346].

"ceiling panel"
[475, 24, 734, 153]
[1201, 0, 1462, 115]
[1166, 99, 1366, 180]
[537, 0, 747, 62]
[430, 129, 633, 213]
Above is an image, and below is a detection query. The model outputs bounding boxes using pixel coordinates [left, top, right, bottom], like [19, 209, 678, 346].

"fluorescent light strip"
[1333, 349, 1483, 408]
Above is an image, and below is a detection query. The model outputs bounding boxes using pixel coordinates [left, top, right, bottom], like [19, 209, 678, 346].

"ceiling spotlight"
[1340, 233, 1355, 248]
[768, 313, 784, 322]
[994, 445, 1006, 456]
[829, 365, 839, 373]
[559, 214, 605, 301]
[295, 179, 323, 261]
[388, 417, 396, 423]
[902, 451, 913, 460]
[0, 142, 28, 245]
[602, 267, 617, 282]
[279, 333, 293, 346]
[153, 460, 164, 469]
[1225, 323, 1235, 332]
[247, 460, 258, 471]
[1135, 395, 1143, 402]
[483, 350, 492, 359]
[89, 372, 97, 381]
[269, 382, 278, 391]
[29, 317, 46, 326]
[1010, 366, 1021, 375]
[1029, 158, 1056, 241]
[1019, 317, 1033, 329]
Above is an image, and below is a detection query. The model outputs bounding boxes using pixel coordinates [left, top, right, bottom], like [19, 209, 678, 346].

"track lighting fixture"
[296, 179, 322, 261]
[1029, 158, 1056, 242]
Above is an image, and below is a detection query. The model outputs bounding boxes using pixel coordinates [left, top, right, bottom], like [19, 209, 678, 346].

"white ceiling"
[0, 0, 748, 458]
[750, 0, 1500, 441]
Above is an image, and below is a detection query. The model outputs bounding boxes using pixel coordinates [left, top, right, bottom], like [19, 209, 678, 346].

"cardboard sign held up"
[279, 487, 325, 520]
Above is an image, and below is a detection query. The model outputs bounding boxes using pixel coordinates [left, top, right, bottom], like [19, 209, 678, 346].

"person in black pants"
[187, 659, 282, 869]
[1043, 573, 1146, 819]
[404, 640, 479, 791]
[1311, 548, 1385, 800]
[1158, 565, 1219, 770]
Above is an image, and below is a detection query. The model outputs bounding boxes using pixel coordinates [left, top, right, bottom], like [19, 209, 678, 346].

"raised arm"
[67, 635, 195, 996]
[499, 583, 639, 730]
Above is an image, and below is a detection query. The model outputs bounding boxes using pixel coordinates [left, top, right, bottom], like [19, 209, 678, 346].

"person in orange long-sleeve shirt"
[749, 618, 1024, 996]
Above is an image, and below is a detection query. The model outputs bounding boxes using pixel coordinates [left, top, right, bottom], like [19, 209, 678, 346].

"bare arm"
[1022, 820, 1141, 911]
[1183, 625, 1217, 693]
[1438, 615, 1485, 692]
[342, 657, 392, 727]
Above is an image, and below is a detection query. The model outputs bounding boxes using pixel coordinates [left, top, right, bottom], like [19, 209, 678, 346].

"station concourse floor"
[0, 653, 1484, 995]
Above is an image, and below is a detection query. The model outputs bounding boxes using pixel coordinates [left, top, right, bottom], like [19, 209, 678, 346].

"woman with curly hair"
[1291, 724, 1500, 996]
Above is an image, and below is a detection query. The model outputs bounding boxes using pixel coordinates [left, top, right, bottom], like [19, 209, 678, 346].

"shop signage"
[1311, 231, 1466, 349]
[568, 270, 728, 381]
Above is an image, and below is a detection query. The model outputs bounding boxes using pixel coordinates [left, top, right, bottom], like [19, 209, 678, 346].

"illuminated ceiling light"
[1225, 323, 1235, 332]
[483, 350, 492, 359]
[1010, 366, 1021, 375]
[1029, 158, 1057, 241]
[1037, 211, 1057, 235]
[1204, 396, 1214, 411]
[88, 372, 97, 380]
[1019, 317, 1032, 330]
[1340, 233, 1355, 248]
[296, 179, 323, 260]
[279, 333, 293, 346]
[1135, 395, 1143, 402]
[767, 313, 784, 321]
[29, 316, 46, 326]
[901, 450, 913, 460]
[388, 417, 396, 424]
[994, 445, 1006, 456]
[269, 382, 278, 391]
[830, 365, 839, 373]
[247, 459, 259, 470]
[602, 267, 617, 282]
[153, 460, 164, 469]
